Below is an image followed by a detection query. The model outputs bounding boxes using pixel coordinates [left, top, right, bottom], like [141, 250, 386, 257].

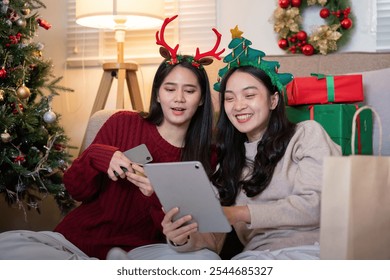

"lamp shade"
[76, 0, 164, 30]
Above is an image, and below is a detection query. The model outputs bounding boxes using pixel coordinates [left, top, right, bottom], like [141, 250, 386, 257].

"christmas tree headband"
[214, 26, 293, 93]
[156, 15, 225, 69]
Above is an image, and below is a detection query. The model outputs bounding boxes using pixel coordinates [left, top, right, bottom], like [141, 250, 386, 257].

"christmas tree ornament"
[0, 89, 4, 101]
[11, 103, 24, 115]
[273, 0, 354, 55]
[33, 50, 42, 57]
[1, 130, 11, 143]
[37, 18, 52, 30]
[16, 84, 31, 99]
[1, 3, 8, 14]
[13, 154, 26, 164]
[0, 67, 6, 78]
[214, 26, 293, 94]
[36, 42, 45, 50]
[16, 17, 26, 27]
[21, 8, 30, 15]
[7, 8, 19, 22]
[43, 109, 57, 123]
[12, 102, 24, 114]
[21, 3, 31, 16]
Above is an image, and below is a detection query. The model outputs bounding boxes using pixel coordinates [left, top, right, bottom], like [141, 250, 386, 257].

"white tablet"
[144, 161, 232, 233]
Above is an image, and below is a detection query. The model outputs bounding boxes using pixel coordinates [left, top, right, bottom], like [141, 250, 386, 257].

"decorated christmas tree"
[0, 0, 75, 214]
[214, 26, 293, 93]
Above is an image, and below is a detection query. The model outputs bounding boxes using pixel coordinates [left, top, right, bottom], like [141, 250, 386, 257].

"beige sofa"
[1, 51, 390, 233]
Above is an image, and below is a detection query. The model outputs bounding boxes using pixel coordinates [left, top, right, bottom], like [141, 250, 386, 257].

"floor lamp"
[75, 0, 164, 116]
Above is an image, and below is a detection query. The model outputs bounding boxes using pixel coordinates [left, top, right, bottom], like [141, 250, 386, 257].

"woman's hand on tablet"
[162, 207, 198, 246]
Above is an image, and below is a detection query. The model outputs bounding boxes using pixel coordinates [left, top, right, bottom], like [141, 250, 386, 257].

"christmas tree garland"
[273, 0, 354, 55]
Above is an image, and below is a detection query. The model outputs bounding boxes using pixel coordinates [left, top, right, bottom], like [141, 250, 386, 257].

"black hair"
[144, 57, 214, 176]
[211, 66, 296, 206]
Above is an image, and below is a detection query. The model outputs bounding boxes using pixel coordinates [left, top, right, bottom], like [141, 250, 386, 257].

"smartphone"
[123, 144, 153, 165]
[114, 144, 153, 177]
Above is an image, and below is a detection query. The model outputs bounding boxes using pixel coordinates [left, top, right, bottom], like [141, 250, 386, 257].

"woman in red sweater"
[0, 15, 224, 260]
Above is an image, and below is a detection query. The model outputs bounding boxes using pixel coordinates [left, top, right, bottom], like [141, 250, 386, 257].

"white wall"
[37, 0, 378, 157]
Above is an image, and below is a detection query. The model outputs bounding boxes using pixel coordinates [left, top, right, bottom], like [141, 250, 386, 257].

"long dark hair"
[211, 66, 296, 206]
[144, 58, 214, 176]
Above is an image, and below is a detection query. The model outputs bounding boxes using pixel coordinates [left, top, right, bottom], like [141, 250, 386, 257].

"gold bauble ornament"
[0, 89, 4, 101]
[21, 8, 31, 15]
[16, 85, 31, 99]
[33, 50, 42, 57]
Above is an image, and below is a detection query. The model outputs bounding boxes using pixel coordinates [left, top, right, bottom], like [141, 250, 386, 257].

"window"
[377, 0, 390, 51]
[66, 0, 217, 66]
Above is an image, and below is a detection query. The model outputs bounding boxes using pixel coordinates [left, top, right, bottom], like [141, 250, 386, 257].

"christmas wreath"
[273, 0, 354, 55]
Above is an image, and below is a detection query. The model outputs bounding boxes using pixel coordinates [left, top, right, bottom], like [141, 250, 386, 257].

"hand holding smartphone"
[114, 144, 153, 177]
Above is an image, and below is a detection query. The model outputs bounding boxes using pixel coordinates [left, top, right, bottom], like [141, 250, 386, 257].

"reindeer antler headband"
[156, 15, 225, 69]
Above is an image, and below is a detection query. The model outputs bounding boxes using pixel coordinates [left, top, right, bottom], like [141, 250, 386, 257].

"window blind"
[377, 0, 390, 51]
[66, 0, 217, 66]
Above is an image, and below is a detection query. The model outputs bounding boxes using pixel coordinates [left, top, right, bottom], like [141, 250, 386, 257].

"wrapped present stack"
[285, 73, 373, 155]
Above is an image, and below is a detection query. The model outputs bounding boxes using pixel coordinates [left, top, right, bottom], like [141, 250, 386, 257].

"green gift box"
[285, 104, 373, 155]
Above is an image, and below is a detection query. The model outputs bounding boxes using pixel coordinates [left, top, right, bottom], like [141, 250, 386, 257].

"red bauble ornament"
[302, 44, 314, 56]
[278, 39, 289, 49]
[291, 0, 301, 7]
[288, 36, 297, 43]
[296, 31, 307, 41]
[12, 103, 24, 114]
[0, 67, 6, 79]
[279, 0, 290, 9]
[341, 18, 353, 29]
[320, 8, 330, 18]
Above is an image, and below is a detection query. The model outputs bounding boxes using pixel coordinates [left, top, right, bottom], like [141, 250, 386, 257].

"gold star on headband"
[230, 25, 243, 39]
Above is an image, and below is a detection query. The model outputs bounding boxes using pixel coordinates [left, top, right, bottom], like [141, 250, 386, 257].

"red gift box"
[285, 73, 364, 106]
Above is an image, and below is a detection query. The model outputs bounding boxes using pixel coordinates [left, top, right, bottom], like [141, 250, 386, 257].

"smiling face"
[157, 65, 203, 132]
[223, 71, 279, 142]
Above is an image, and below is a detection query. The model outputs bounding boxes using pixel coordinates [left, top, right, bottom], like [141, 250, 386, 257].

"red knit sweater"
[54, 111, 181, 259]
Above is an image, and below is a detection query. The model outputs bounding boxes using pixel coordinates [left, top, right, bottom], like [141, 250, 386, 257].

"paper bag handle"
[351, 105, 382, 156]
